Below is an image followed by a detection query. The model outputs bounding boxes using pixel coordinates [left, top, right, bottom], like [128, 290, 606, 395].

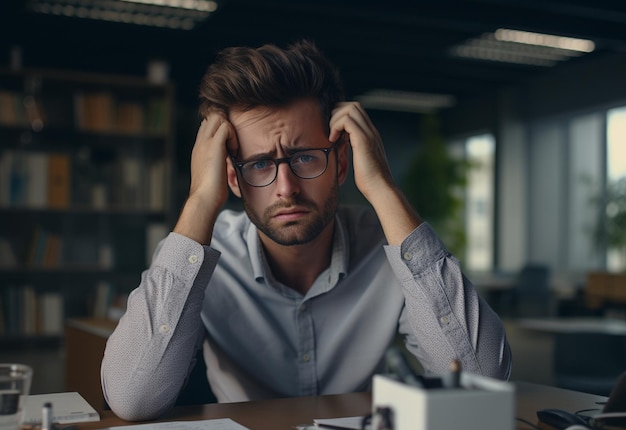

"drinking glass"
[0, 364, 33, 430]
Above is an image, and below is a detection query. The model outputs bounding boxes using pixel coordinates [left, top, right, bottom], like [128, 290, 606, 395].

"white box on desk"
[372, 373, 515, 430]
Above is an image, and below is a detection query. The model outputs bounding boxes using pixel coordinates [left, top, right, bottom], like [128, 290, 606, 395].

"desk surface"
[517, 317, 626, 335]
[77, 381, 606, 430]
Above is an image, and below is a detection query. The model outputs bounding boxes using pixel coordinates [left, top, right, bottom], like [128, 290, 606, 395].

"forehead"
[230, 99, 327, 157]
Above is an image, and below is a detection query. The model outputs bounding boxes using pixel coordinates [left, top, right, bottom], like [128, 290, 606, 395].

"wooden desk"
[75, 381, 606, 430]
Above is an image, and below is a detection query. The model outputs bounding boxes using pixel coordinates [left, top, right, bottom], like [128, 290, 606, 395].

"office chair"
[513, 264, 553, 318]
[553, 332, 626, 397]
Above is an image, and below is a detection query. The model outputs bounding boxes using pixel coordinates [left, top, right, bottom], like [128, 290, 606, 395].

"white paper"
[314, 416, 369, 430]
[108, 419, 250, 430]
[21, 392, 100, 424]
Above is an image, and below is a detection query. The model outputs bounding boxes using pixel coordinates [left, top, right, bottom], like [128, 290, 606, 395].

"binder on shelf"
[0, 68, 173, 346]
[116, 101, 145, 134]
[38, 292, 64, 335]
[25, 152, 48, 208]
[47, 153, 71, 208]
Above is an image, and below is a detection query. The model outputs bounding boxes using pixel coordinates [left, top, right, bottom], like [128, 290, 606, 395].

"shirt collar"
[247, 213, 349, 292]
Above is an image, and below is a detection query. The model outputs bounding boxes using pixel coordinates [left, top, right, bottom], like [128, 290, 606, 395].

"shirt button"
[188, 254, 199, 264]
[159, 324, 170, 334]
[403, 251, 413, 261]
[440, 315, 450, 325]
[302, 353, 311, 362]
[300, 303, 307, 311]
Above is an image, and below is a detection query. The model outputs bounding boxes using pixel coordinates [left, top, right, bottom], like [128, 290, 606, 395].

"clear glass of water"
[0, 364, 33, 430]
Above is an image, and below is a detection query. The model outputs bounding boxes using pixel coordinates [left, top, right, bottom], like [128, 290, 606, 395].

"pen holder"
[372, 373, 515, 430]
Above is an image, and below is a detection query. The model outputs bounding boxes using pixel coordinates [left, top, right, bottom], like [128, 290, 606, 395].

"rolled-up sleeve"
[384, 223, 512, 380]
[101, 232, 220, 421]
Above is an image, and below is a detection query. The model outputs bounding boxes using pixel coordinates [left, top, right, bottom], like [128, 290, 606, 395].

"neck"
[259, 221, 335, 295]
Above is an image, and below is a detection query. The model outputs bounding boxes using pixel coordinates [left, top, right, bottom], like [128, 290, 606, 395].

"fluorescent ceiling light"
[450, 28, 595, 67]
[357, 89, 456, 113]
[120, 0, 217, 12]
[28, 0, 217, 29]
[494, 29, 595, 53]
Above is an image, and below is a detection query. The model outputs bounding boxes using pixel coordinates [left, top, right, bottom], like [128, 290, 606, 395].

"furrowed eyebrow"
[238, 149, 277, 163]
[283, 146, 319, 156]
[240, 145, 321, 162]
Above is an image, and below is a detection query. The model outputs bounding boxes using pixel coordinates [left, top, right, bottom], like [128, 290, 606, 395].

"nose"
[274, 161, 300, 197]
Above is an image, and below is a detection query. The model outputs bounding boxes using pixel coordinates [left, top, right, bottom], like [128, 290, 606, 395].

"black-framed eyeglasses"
[231, 144, 336, 187]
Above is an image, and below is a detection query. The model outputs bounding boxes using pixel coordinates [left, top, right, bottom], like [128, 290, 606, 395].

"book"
[38, 292, 64, 335]
[25, 152, 49, 208]
[21, 392, 100, 425]
[47, 153, 71, 208]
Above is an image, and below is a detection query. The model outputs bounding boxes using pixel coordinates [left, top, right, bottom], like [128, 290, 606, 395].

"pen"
[42, 402, 53, 430]
[447, 358, 462, 389]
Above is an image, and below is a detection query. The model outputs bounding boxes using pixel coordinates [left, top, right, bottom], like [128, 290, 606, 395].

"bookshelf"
[0, 68, 175, 346]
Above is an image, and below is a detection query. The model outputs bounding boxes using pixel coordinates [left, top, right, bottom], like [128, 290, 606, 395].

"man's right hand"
[174, 111, 238, 245]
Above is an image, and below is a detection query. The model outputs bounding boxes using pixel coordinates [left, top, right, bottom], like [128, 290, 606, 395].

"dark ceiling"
[2, 0, 626, 109]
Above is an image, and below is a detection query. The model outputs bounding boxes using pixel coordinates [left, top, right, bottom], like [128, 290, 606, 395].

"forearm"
[174, 194, 222, 245]
[386, 224, 512, 379]
[101, 233, 219, 420]
[367, 183, 422, 245]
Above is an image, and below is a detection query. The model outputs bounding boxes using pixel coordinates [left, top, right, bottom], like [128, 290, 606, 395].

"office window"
[568, 113, 603, 270]
[465, 134, 495, 271]
[606, 106, 626, 271]
[528, 123, 565, 269]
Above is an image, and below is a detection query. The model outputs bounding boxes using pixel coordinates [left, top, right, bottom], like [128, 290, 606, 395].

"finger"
[214, 120, 238, 157]
[201, 111, 228, 138]
[331, 110, 374, 146]
[329, 102, 375, 142]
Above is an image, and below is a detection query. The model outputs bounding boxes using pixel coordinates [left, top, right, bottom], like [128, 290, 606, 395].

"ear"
[336, 142, 350, 186]
[227, 158, 242, 198]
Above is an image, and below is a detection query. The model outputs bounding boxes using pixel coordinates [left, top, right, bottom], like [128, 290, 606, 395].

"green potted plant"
[595, 176, 626, 271]
[402, 114, 472, 257]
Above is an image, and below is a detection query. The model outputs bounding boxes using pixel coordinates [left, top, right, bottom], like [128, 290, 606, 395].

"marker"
[448, 358, 461, 389]
[42, 402, 53, 430]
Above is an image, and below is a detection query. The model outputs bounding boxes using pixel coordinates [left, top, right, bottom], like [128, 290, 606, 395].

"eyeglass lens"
[240, 148, 330, 187]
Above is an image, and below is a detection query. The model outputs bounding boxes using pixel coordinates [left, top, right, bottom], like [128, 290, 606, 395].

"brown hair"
[198, 40, 344, 126]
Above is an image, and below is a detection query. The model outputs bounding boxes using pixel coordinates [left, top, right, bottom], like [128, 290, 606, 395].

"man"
[101, 40, 512, 421]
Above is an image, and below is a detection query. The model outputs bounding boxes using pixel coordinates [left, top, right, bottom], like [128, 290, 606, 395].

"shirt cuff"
[153, 232, 221, 282]
[384, 223, 450, 276]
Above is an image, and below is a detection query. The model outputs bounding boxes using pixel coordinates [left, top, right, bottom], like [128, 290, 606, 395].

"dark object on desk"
[536, 408, 589, 429]
[598, 371, 626, 427]
[604, 371, 626, 413]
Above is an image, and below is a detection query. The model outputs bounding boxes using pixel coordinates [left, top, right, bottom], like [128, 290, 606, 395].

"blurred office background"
[1, 0, 626, 405]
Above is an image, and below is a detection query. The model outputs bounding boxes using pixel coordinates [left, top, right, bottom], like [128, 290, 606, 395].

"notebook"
[21, 392, 100, 425]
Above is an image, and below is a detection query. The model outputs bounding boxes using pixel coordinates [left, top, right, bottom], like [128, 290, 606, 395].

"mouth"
[273, 207, 310, 221]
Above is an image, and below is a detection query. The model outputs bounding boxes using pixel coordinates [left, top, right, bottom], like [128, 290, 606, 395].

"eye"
[292, 151, 317, 165]
[246, 159, 274, 171]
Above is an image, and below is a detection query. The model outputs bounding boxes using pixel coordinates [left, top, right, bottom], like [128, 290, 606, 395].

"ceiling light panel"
[450, 28, 595, 67]
[357, 89, 456, 113]
[28, 0, 218, 29]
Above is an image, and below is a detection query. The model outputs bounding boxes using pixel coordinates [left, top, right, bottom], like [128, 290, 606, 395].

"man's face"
[227, 99, 347, 246]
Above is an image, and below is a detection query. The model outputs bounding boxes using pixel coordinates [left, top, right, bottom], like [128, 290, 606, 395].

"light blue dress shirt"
[101, 205, 511, 421]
